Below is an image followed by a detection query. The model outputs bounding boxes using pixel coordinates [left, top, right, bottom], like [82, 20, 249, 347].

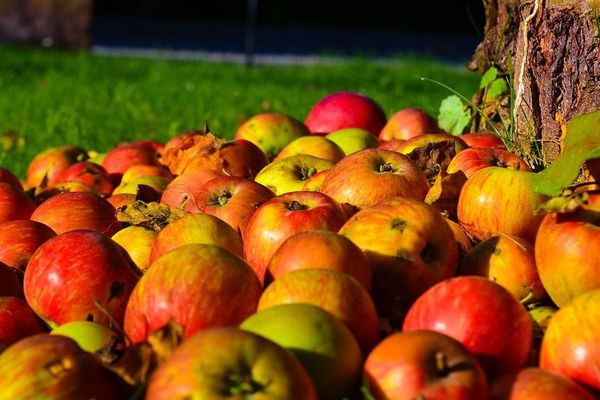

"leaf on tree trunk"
[531, 110, 600, 195]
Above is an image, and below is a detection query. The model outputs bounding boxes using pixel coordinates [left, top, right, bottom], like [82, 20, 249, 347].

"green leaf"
[531, 110, 600, 195]
[487, 78, 508, 99]
[480, 67, 498, 89]
[438, 95, 471, 135]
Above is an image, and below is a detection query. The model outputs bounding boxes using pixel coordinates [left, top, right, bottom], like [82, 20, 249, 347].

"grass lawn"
[0, 45, 480, 178]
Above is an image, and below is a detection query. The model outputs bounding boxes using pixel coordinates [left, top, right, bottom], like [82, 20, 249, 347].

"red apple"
[540, 289, 600, 391]
[0, 220, 55, 274]
[132, 139, 165, 154]
[457, 167, 545, 243]
[0, 263, 22, 298]
[0, 297, 47, 351]
[145, 327, 317, 400]
[0, 334, 124, 398]
[258, 268, 380, 353]
[149, 212, 244, 264]
[120, 164, 174, 183]
[106, 193, 136, 210]
[267, 230, 372, 291]
[243, 191, 347, 285]
[378, 108, 441, 141]
[305, 92, 387, 136]
[0, 182, 36, 224]
[0, 167, 22, 189]
[55, 161, 113, 197]
[490, 367, 596, 400]
[30, 191, 121, 236]
[160, 168, 223, 209]
[447, 147, 531, 178]
[460, 132, 505, 149]
[459, 234, 546, 304]
[25, 145, 88, 189]
[378, 138, 406, 151]
[234, 112, 309, 160]
[403, 276, 533, 378]
[339, 196, 458, 321]
[102, 143, 161, 185]
[364, 330, 489, 400]
[125, 244, 262, 343]
[320, 148, 430, 211]
[535, 193, 600, 307]
[24, 230, 140, 328]
[187, 176, 274, 236]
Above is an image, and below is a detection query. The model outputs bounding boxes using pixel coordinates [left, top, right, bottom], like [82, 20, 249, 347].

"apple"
[377, 138, 406, 151]
[540, 288, 600, 390]
[149, 212, 243, 264]
[0, 264, 22, 298]
[378, 108, 440, 141]
[241, 303, 362, 400]
[258, 269, 380, 353]
[101, 143, 161, 182]
[0, 167, 22, 189]
[55, 161, 113, 197]
[490, 367, 596, 400]
[460, 131, 505, 149]
[457, 167, 546, 243]
[364, 330, 489, 400]
[301, 169, 329, 192]
[125, 244, 261, 342]
[111, 226, 157, 272]
[0, 219, 56, 274]
[132, 139, 165, 154]
[106, 193, 136, 210]
[321, 148, 430, 211]
[254, 154, 333, 195]
[339, 196, 458, 321]
[325, 127, 379, 155]
[112, 175, 171, 197]
[25, 145, 88, 189]
[30, 191, 121, 236]
[447, 147, 531, 178]
[0, 182, 36, 224]
[160, 168, 223, 209]
[120, 164, 173, 183]
[403, 276, 533, 378]
[535, 192, 600, 307]
[459, 234, 546, 304]
[242, 191, 347, 285]
[186, 176, 274, 236]
[179, 139, 269, 179]
[24, 230, 140, 328]
[267, 230, 371, 291]
[274, 135, 345, 163]
[0, 334, 123, 398]
[51, 321, 117, 354]
[234, 112, 309, 160]
[0, 297, 47, 351]
[445, 217, 474, 256]
[305, 92, 387, 136]
[163, 130, 202, 154]
[145, 327, 317, 400]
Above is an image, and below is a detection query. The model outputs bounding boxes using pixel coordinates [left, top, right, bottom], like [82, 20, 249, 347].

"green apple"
[51, 321, 117, 353]
[254, 154, 333, 195]
[234, 112, 309, 160]
[240, 303, 362, 400]
[325, 128, 379, 155]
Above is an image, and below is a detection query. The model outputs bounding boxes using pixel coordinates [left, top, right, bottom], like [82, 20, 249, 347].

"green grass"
[0, 45, 479, 178]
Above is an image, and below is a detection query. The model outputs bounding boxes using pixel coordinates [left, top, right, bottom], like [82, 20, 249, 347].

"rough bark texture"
[469, 0, 600, 169]
[0, 0, 91, 49]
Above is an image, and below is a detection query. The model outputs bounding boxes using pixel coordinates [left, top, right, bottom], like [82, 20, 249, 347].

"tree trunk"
[469, 0, 600, 169]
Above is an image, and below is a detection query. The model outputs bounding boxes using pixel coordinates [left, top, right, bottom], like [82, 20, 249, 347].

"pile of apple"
[0, 91, 599, 399]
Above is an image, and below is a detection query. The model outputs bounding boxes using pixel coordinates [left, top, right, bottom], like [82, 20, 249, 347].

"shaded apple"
[0, 297, 47, 351]
[325, 127, 379, 155]
[378, 108, 440, 141]
[0, 182, 36, 224]
[0, 167, 22, 189]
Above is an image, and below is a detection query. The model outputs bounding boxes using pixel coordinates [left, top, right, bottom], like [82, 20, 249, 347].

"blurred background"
[0, 0, 484, 63]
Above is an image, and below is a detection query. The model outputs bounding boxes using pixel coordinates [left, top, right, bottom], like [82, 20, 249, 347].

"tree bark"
[469, 0, 600, 169]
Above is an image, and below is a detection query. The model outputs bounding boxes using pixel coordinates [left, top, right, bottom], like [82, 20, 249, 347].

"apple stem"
[287, 200, 308, 211]
[435, 351, 448, 376]
[520, 291, 534, 304]
[379, 163, 395, 173]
